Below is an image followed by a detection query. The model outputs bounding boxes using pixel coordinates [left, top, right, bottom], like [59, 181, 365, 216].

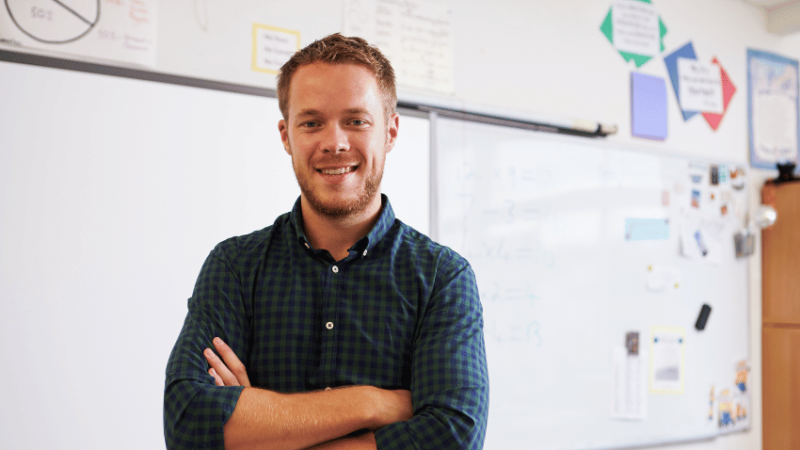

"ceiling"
[741, 0, 800, 34]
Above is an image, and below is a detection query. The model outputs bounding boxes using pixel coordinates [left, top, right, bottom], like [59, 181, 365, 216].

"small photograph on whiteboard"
[718, 387, 735, 428]
[626, 331, 640, 355]
[730, 166, 746, 190]
[718, 164, 730, 185]
[680, 214, 722, 264]
[649, 325, 685, 394]
[710, 165, 720, 185]
[735, 360, 749, 393]
[688, 161, 707, 186]
[718, 375, 750, 432]
[691, 189, 701, 208]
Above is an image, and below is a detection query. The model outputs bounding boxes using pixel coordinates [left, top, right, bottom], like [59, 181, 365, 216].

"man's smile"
[318, 165, 358, 175]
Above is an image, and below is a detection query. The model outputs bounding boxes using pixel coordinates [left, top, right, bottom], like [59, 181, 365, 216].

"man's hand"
[204, 337, 251, 387]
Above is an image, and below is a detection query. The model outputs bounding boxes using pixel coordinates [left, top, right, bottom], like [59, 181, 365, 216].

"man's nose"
[322, 124, 350, 153]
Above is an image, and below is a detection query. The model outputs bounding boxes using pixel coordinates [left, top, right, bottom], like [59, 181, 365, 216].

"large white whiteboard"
[435, 118, 750, 450]
[0, 58, 429, 450]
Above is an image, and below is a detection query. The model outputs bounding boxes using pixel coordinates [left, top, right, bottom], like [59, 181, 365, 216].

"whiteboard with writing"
[435, 117, 750, 450]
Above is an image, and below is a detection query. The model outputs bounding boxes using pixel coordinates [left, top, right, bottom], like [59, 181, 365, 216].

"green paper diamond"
[600, 2, 668, 68]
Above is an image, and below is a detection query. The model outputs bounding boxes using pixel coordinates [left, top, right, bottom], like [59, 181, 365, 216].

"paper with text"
[344, 0, 454, 93]
[612, 0, 660, 57]
[649, 325, 686, 394]
[0, 0, 157, 66]
[678, 58, 724, 114]
[251, 24, 300, 74]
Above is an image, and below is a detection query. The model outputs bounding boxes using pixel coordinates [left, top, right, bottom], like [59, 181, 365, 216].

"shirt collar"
[289, 194, 396, 256]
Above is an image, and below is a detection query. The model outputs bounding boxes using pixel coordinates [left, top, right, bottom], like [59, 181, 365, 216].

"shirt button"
[362, 249, 368, 257]
[331, 265, 339, 273]
[326, 321, 334, 330]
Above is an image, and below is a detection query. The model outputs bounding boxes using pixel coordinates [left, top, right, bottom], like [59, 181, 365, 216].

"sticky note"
[625, 218, 670, 241]
[631, 73, 668, 140]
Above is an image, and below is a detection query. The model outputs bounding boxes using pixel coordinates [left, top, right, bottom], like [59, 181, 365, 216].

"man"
[164, 33, 489, 450]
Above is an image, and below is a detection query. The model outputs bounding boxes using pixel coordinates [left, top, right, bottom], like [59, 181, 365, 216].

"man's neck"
[300, 196, 383, 262]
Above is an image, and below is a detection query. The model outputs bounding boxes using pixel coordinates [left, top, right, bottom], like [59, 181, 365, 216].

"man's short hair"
[277, 33, 397, 122]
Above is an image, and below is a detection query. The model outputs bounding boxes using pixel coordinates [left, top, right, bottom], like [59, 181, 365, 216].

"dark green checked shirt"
[164, 195, 489, 449]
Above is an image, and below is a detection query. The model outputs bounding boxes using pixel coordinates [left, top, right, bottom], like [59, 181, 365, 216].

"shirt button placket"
[321, 263, 339, 384]
[326, 268, 336, 334]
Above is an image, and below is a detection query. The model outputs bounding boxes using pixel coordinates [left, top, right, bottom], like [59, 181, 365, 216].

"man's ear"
[384, 112, 399, 153]
[279, 119, 291, 155]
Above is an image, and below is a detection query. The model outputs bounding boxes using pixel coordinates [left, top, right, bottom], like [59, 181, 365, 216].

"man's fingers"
[212, 337, 251, 388]
[203, 347, 240, 386]
[208, 368, 224, 386]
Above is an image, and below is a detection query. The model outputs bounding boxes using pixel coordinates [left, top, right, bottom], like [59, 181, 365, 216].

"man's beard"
[292, 155, 384, 219]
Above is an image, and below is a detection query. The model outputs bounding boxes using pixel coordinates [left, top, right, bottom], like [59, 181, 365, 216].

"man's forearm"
[305, 431, 377, 450]
[223, 386, 409, 450]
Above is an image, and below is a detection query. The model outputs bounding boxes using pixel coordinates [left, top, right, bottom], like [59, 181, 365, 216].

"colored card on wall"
[631, 72, 668, 140]
[600, 0, 668, 68]
[664, 42, 699, 121]
[703, 58, 737, 131]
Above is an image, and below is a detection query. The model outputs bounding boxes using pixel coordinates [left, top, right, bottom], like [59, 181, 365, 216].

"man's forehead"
[287, 63, 382, 115]
[290, 63, 377, 95]
[294, 60, 372, 75]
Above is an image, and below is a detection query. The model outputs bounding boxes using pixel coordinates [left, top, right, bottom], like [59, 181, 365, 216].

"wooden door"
[761, 181, 800, 450]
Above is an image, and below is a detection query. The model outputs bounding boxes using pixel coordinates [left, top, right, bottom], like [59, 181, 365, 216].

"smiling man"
[164, 34, 489, 450]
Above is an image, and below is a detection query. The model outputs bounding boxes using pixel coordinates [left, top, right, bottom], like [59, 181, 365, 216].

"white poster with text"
[0, 0, 157, 66]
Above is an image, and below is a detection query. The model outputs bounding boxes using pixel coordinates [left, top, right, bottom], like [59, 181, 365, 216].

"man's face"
[279, 62, 398, 218]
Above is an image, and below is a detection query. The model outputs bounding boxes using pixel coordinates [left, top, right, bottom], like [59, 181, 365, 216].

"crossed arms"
[203, 337, 412, 450]
[163, 243, 489, 450]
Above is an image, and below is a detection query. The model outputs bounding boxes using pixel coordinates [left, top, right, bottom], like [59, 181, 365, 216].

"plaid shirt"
[164, 195, 489, 449]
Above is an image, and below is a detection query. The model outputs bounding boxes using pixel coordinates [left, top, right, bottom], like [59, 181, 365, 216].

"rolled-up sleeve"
[164, 242, 250, 450]
[375, 253, 490, 449]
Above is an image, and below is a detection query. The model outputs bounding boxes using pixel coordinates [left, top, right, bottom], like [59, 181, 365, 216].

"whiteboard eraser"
[695, 304, 712, 330]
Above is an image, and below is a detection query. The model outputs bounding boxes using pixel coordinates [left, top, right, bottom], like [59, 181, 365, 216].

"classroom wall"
[157, 3, 794, 449]
[7, 1, 797, 449]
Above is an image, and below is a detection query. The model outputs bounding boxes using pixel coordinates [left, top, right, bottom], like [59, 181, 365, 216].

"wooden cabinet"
[761, 181, 800, 450]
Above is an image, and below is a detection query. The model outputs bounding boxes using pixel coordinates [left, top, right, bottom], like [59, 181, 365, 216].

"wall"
[6, 0, 799, 449]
